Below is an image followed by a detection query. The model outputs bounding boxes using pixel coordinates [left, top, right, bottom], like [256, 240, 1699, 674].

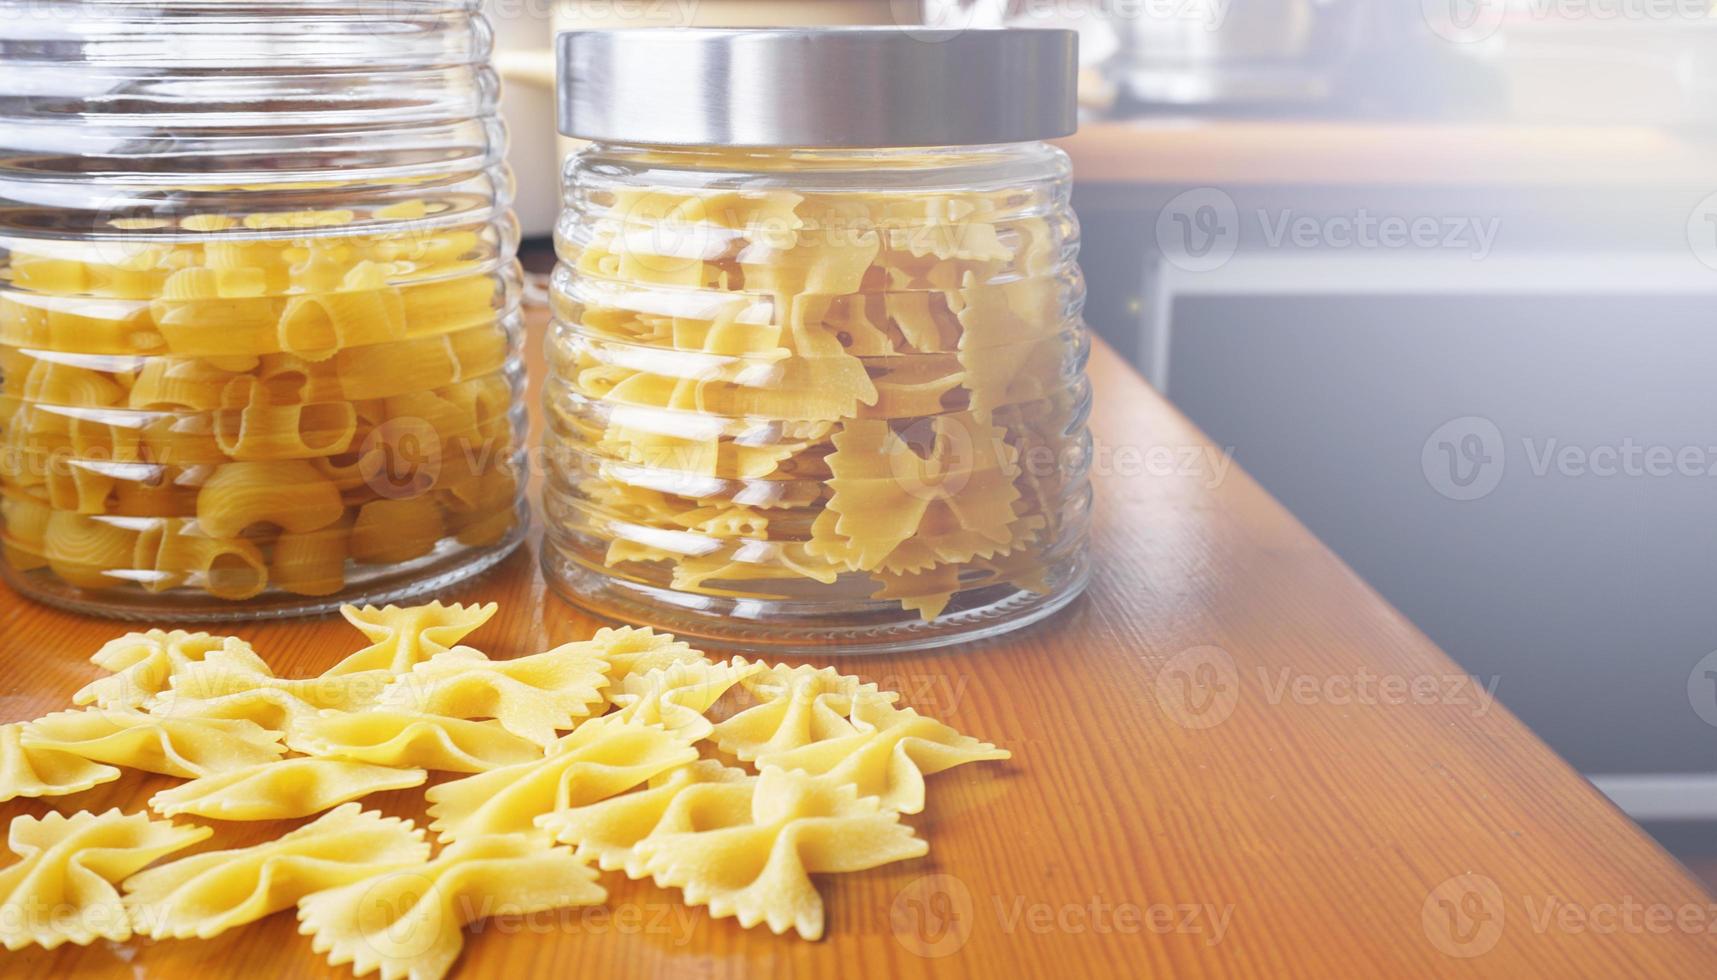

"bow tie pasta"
[0, 601, 1012, 971]
[545, 178, 1086, 634]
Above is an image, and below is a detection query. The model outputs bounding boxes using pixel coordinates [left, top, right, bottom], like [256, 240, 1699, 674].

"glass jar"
[0, 0, 528, 618]
[543, 29, 1093, 652]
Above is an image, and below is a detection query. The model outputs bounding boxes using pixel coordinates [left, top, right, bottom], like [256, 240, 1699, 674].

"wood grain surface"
[2, 304, 1715, 979]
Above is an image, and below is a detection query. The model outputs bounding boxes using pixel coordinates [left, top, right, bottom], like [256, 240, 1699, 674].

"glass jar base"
[541, 549, 1090, 656]
[0, 524, 526, 623]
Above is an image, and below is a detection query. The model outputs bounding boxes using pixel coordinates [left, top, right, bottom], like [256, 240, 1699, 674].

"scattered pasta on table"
[0, 601, 1012, 977]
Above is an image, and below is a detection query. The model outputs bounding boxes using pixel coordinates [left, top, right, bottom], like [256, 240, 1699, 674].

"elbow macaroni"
[0, 203, 523, 605]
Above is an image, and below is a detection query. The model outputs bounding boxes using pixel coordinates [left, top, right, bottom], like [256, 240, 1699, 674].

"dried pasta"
[377, 642, 609, 747]
[0, 809, 210, 950]
[710, 664, 898, 762]
[326, 601, 498, 675]
[149, 758, 429, 821]
[287, 709, 541, 773]
[0, 601, 1014, 962]
[0, 201, 522, 606]
[123, 804, 430, 940]
[630, 766, 926, 940]
[74, 629, 255, 709]
[608, 657, 766, 741]
[545, 180, 1082, 622]
[298, 834, 605, 980]
[753, 700, 1011, 814]
[22, 708, 285, 778]
[536, 759, 750, 877]
[424, 716, 696, 842]
[0, 722, 120, 803]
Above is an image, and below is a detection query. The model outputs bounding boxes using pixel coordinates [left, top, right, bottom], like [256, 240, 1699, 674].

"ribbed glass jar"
[544, 142, 1093, 652]
[0, 0, 528, 618]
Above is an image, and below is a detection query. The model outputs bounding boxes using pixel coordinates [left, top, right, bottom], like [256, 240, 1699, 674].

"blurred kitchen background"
[485, 0, 1717, 869]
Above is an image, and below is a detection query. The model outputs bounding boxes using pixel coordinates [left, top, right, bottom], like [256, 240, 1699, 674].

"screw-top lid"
[556, 28, 1079, 149]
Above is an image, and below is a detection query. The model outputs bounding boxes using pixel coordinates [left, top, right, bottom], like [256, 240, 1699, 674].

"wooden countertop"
[1057, 120, 1717, 187]
[4, 305, 1716, 978]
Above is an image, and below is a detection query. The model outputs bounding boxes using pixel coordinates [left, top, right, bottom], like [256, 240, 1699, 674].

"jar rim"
[556, 27, 1078, 150]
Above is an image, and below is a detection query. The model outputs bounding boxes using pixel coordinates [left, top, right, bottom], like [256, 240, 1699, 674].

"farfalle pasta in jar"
[0, 1, 527, 616]
[544, 29, 1093, 651]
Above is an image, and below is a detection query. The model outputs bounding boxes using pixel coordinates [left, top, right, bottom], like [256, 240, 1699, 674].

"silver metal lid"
[556, 28, 1078, 148]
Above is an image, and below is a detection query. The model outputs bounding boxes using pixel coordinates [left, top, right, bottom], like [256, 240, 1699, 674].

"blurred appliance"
[1108, 0, 1369, 106]
[1074, 178, 1717, 821]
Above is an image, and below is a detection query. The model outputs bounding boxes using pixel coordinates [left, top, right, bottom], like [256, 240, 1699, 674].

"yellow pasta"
[709, 664, 898, 763]
[377, 642, 610, 747]
[585, 625, 707, 683]
[128, 357, 236, 411]
[546, 179, 1082, 624]
[22, 708, 286, 778]
[0, 493, 51, 571]
[297, 834, 604, 980]
[270, 511, 353, 596]
[132, 517, 269, 599]
[123, 804, 430, 940]
[0, 809, 210, 950]
[287, 709, 541, 773]
[631, 766, 926, 940]
[752, 699, 1010, 814]
[42, 511, 137, 589]
[0, 201, 522, 607]
[0, 603, 1017, 959]
[149, 759, 429, 821]
[195, 459, 345, 538]
[535, 759, 750, 877]
[348, 494, 443, 564]
[276, 262, 408, 362]
[213, 375, 357, 460]
[0, 722, 121, 803]
[326, 600, 497, 675]
[608, 657, 766, 742]
[164, 644, 392, 716]
[424, 716, 696, 842]
[74, 629, 255, 709]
